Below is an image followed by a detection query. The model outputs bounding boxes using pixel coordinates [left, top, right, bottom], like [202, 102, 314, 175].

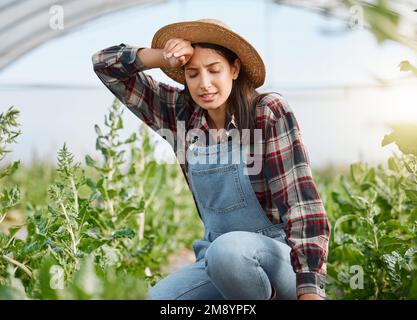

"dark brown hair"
[182, 42, 279, 143]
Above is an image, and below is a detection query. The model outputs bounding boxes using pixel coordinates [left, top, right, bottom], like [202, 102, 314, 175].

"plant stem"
[107, 157, 115, 220]
[137, 212, 145, 241]
[0, 213, 6, 224]
[59, 200, 77, 257]
[3, 255, 33, 278]
[70, 177, 79, 215]
[70, 176, 82, 245]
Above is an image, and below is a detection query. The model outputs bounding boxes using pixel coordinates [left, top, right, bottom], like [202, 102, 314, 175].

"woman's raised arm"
[91, 43, 187, 146]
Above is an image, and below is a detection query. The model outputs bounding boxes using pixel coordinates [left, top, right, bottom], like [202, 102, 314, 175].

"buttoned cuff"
[296, 272, 327, 299]
[119, 44, 150, 73]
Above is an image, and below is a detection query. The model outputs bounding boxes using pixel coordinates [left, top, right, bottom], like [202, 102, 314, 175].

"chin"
[202, 103, 221, 109]
[201, 99, 225, 109]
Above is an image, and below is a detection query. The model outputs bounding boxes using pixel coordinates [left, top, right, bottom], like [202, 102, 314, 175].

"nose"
[199, 72, 212, 91]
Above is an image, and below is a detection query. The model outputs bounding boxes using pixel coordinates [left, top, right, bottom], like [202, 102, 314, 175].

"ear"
[231, 58, 241, 80]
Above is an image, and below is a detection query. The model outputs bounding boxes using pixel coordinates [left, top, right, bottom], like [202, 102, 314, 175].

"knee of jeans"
[146, 286, 178, 300]
[146, 284, 176, 300]
[204, 231, 247, 275]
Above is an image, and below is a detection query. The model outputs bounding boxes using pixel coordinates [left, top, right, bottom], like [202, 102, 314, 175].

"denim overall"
[147, 136, 297, 300]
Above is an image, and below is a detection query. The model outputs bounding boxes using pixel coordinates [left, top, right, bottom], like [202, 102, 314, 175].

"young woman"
[92, 19, 330, 300]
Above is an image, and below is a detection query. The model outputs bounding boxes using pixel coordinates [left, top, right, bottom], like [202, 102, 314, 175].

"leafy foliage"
[0, 100, 203, 299]
[0, 107, 21, 225]
[323, 136, 417, 299]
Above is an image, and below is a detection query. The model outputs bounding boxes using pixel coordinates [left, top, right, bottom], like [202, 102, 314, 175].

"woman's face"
[184, 47, 240, 112]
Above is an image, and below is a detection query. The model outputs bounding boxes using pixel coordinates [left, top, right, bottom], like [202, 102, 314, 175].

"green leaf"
[382, 132, 395, 147]
[405, 189, 417, 202]
[35, 255, 60, 300]
[360, 182, 374, 192]
[85, 155, 96, 167]
[382, 124, 417, 156]
[94, 125, 103, 137]
[96, 178, 108, 201]
[331, 192, 361, 213]
[8, 225, 23, 238]
[0, 187, 20, 211]
[48, 205, 60, 217]
[79, 234, 108, 253]
[404, 248, 417, 261]
[362, 2, 400, 44]
[334, 214, 360, 233]
[333, 243, 364, 264]
[350, 163, 366, 184]
[95, 138, 108, 152]
[111, 228, 135, 240]
[379, 235, 408, 249]
[69, 256, 102, 298]
[116, 206, 140, 222]
[99, 245, 122, 269]
[107, 189, 117, 199]
[379, 219, 405, 233]
[382, 251, 403, 286]
[116, 117, 123, 130]
[403, 158, 415, 174]
[387, 157, 400, 173]
[124, 133, 137, 144]
[86, 178, 96, 190]
[399, 60, 417, 76]
[0, 161, 20, 179]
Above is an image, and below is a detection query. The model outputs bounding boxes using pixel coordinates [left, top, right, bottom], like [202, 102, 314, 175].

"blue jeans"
[147, 138, 297, 300]
[147, 230, 296, 300]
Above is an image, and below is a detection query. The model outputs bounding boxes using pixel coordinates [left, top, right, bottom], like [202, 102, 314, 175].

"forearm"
[137, 47, 168, 69]
[92, 45, 167, 80]
[92, 44, 149, 81]
[91, 43, 185, 137]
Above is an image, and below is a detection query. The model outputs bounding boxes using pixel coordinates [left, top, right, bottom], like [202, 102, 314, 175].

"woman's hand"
[298, 293, 324, 300]
[162, 38, 194, 68]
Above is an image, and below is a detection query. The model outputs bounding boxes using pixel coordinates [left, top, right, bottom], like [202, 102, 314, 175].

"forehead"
[185, 47, 228, 69]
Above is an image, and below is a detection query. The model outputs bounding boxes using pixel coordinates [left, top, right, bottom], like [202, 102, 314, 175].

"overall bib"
[147, 137, 297, 300]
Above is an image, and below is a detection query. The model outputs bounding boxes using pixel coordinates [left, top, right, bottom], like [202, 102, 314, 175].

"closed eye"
[187, 70, 220, 78]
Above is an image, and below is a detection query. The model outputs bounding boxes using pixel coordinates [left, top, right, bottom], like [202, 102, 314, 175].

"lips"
[199, 92, 218, 101]
[199, 92, 217, 98]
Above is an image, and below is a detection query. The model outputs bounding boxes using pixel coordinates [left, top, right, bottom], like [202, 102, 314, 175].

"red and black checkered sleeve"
[262, 94, 330, 299]
[92, 43, 185, 146]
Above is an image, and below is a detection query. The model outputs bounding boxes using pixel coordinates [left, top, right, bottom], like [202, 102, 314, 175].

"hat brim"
[151, 21, 266, 89]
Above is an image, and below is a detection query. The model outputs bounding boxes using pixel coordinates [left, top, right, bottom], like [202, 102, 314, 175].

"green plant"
[324, 127, 417, 299]
[0, 107, 21, 226]
[0, 100, 203, 299]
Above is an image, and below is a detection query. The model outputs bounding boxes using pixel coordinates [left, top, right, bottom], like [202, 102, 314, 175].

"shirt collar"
[191, 105, 237, 132]
[225, 111, 237, 131]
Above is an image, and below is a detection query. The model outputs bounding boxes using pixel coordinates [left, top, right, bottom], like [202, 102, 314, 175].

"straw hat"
[151, 19, 266, 88]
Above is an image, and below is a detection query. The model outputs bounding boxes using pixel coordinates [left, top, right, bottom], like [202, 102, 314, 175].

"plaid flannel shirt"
[92, 43, 330, 298]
